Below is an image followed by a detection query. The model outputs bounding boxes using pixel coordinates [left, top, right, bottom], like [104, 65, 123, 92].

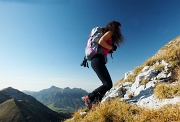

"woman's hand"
[112, 45, 117, 51]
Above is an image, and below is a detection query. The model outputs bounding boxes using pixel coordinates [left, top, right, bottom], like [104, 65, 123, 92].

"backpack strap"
[110, 53, 113, 59]
[108, 41, 115, 62]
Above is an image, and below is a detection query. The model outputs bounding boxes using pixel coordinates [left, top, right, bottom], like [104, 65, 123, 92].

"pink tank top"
[100, 39, 113, 56]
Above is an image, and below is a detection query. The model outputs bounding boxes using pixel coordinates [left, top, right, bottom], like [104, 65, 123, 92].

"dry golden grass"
[178, 71, 180, 82]
[159, 36, 180, 51]
[170, 60, 179, 67]
[144, 43, 180, 68]
[65, 98, 180, 122]
[140, 78, 150, 85]
[133, 66, 143, 75]
[154, 83, 180, 99]
[176, 66, 180, 82]
[124, 74, 136, 83]
[153, 64, 164, 71]
[136, 103, 180, 122]
[113, 78, 124, 87]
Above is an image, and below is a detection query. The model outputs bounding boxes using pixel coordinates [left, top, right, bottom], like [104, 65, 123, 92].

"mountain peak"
[50, 85, 59, 89]
[1, 86, 16, 91]
[64, 87, 70, 90]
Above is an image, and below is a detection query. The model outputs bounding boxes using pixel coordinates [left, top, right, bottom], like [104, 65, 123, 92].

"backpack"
[80, 27, 104, 68]
[85, 27, 104, 60]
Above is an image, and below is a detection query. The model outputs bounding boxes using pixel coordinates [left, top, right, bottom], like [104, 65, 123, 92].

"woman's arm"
[98, 31, 113, 50]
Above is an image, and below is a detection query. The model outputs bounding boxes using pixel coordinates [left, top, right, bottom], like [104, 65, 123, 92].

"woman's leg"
[88, 55, 113, 102]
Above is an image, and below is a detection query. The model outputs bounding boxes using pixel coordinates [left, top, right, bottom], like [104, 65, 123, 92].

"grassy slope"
[0, 99, 22, 122]
[0, 98, 61, 122]
[66, 98, 180, 122]
[66, 36, 180, 122]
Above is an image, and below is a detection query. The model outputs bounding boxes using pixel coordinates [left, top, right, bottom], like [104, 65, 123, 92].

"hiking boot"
[92, 102, 99, 109]
[82, 95, 92, 109]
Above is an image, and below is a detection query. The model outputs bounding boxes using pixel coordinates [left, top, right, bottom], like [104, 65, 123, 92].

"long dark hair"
[104, 21, 124, 46]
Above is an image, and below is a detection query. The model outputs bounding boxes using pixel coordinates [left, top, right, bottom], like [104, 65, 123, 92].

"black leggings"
[88, 54, 113, 103]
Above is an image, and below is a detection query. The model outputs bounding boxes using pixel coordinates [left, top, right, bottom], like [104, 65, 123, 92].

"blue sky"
[0, 0, 180, 92]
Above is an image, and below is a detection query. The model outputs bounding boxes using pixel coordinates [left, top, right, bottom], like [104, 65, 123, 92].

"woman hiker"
[82, 21, 124, 109]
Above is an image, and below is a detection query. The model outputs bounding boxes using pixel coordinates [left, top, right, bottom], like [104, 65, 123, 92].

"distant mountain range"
[24, 86, 88, 113]
[0, 87, 64, 122]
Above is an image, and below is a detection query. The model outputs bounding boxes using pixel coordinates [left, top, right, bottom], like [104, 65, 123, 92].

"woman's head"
[104, 21, 124, 46]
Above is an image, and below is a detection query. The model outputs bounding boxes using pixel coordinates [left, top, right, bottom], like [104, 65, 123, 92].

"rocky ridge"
[102, 36, 180, 109]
